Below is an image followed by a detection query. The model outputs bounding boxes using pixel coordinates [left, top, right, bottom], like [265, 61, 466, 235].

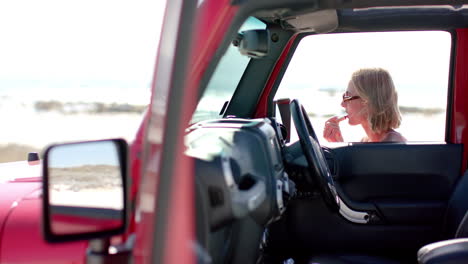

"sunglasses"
[342, 93, 361, 103]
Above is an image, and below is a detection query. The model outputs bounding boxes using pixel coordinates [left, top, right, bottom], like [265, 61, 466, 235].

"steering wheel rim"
[290, 99, 339, 212]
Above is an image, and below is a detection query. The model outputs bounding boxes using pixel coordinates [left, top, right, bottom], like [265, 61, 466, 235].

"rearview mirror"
[42, 139, 129, 243]
[234, 29, 270, 58]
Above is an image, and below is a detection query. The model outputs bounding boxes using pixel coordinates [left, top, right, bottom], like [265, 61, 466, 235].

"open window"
[275, 31, 452, 144]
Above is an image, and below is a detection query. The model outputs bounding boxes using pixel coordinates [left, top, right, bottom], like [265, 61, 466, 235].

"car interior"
[185, 3, 468, 264]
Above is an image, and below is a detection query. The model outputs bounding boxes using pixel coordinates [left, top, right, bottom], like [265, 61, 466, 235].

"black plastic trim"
[336, 8, 468, 32]
[225, 25, 294, 118]
[446, 30, 457, 143]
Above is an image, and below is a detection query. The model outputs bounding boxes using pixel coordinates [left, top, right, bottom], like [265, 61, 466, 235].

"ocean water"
[0, 111, 143, 149]
[0, 86, 148, 150]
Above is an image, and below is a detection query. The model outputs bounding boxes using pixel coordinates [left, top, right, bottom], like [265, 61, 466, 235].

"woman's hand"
[323, 116, 346, 142]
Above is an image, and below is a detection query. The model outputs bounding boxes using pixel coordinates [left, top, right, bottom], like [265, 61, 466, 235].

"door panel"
[332, 143, 462, 225]
[267, 143, 463, 260]
[334, 144, 462, 201]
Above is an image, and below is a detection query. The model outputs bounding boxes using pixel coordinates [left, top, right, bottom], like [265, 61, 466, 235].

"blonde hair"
[351, 68, 401, 133]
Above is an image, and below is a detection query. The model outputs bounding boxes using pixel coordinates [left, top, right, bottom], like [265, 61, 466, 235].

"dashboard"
[185, 118, 295, 263]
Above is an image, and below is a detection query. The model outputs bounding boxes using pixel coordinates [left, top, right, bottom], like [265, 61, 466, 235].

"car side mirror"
[233, 29, 270, 58]
[42, 139, 129, 243]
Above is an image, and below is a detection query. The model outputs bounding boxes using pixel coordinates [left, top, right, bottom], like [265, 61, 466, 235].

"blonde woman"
[323, 68, 406, 142]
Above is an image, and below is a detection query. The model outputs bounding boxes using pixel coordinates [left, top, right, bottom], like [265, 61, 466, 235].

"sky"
[49, 140, 121, 168]
[0, 0, 167, 104]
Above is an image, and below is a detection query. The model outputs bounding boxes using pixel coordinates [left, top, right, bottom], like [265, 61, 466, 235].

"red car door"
[133, 0, 239, 263]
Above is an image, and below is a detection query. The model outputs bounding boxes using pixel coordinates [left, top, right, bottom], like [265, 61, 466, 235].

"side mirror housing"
[42, 139, 129, 243]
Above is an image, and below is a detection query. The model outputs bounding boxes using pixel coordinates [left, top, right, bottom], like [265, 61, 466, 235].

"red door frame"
[450, 28, 468, 172]
[133, 1, 238, 263]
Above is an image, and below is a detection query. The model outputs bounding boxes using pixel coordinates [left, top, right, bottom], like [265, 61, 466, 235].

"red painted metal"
[130, 111, 148, 203]
[132, 0, 178, 260]
[450, 28, 468, 171]
[0, 182, 42, 261]
[163, 3, 239, 262]
[51, 213, 122, 234]
[125, 109, 148, 243]
[254, 34, 298, 118]
[190, 0, 238, 83]
[134, 0, 238, 263]
[0, 160, 88, 263]
[1, 198, 87, 264]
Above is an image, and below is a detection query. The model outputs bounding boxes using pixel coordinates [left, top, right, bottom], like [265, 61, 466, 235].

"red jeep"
[5, 1, 468, 264]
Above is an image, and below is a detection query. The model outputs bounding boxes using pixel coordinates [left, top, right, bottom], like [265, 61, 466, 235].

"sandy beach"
[49, 165, 123, 209]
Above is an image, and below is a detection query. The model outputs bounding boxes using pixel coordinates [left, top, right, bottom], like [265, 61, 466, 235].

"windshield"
[191, 17, 266, 124]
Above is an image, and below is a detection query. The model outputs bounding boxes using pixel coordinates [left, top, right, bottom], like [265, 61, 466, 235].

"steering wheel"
[290, 99, 339, 212]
